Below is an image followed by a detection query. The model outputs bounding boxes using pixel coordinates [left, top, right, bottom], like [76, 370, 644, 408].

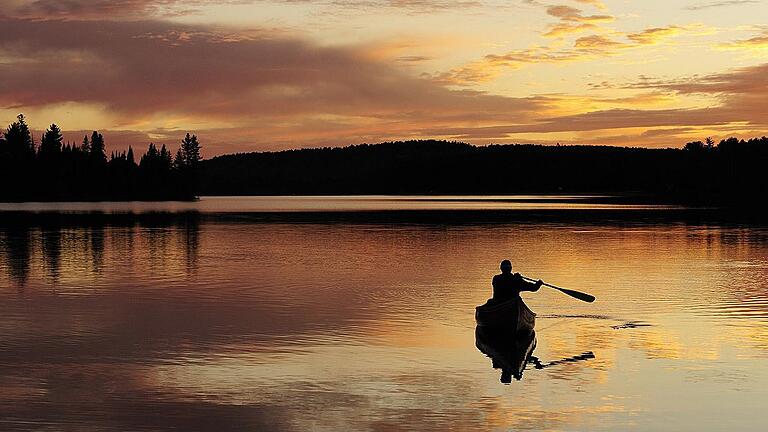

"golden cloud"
[543, 4, 614, 38]
[627, 26, 684, 45]
[718, 30, 768, 51]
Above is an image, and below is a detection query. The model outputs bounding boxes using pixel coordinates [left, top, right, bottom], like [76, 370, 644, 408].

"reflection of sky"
[1, 202, 768, 430]
[0, 195, 684, 212]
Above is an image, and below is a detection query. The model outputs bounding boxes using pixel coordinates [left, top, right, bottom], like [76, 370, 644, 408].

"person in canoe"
[491, 260, 542, 304]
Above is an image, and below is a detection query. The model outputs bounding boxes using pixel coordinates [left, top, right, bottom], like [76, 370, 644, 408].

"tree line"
[0, 114, 202, 201]
[200, 137, 768, 205]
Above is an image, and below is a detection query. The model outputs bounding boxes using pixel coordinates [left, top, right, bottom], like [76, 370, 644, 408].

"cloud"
[432, 24, 687, 87]
[396, 55, 433, 63]
[417, 61, 768, 146]
[626, 26, 684, 45]
[0, 17, 556, 152]
[0, 7, 763, 153]
[4, 0, 486, 21]
[4, 0, 219, 20]
[661, 62, 768, 104]
[684, 1, 758, 11]
[574, 0, 607, 10]
[718, 29, 768, 50]
[427, 60, 502, 86]
[543, 4, 614, 37]
[374, 0, 483, 11]
[574, 34, 624, 50]
[506, 64, 768, 136]
[593, 63, 768, 99]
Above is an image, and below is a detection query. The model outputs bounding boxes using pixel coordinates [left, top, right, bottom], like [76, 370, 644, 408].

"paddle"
[521, 275, 595, 303]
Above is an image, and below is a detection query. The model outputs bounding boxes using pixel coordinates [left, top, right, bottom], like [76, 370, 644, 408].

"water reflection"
[2, 223, 32, 286]
[1, 199, 768, 431]
[530, 351, 596, 369]
[475, 327, 598, 384]
[0, 212, 202, 287]
[40, 226, 62, 281]
[475, 327, 537, 383]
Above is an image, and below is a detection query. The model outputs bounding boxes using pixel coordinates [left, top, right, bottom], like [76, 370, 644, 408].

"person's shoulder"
[512, 272, 522, 280]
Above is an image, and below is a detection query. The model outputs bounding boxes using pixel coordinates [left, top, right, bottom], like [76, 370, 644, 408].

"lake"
[1, 196, 767, 431]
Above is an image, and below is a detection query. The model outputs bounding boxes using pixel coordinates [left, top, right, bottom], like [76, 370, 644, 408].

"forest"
[0, 115, 202, 201]
[3, 112, 766, 205]
[200, 137, 768, 205]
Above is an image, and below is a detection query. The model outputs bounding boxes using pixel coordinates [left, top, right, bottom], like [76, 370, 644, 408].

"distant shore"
[5, 135, 768, 207]
[199, 139, 768, 207]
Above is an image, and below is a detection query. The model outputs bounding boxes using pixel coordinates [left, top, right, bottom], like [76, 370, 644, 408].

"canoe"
[475, 297, 536, 333]
[475, 326, 537, 382]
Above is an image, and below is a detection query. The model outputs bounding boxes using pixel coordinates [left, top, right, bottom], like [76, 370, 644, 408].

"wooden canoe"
[475, 297, 536, 333]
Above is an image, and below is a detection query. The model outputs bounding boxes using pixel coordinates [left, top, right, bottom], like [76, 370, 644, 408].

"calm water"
[1, 196, 767, 431]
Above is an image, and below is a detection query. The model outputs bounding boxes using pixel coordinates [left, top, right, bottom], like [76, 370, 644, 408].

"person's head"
[500, 260, 512, 274]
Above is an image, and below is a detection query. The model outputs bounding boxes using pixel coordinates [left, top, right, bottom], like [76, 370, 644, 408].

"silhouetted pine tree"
[81, 135, 91, 155]
[4, 114, 35, 160]
[38, 124, 65, 199]
[173, 148, 184, 170]
[0, 115, 198, 201]
[180, 133, 202, 167]
[90, 131, 106, 164]
[138, 143, 171, 199]
[177, 133, 202, 198]
[38, 124, 63, 161]
[1, 114, 36, 199]
[160, 144, 172, 170]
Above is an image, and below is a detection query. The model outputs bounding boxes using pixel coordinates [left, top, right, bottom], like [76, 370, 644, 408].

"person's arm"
[515, 273, 543, 292]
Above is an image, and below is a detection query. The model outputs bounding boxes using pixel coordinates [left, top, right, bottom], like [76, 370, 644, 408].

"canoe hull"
[475, 298, 536, 334]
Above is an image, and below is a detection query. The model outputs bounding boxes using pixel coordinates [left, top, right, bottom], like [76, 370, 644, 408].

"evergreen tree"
[1, 116, 203, 201]
[160, 144, 172, 171]
[90, 131, 106, 163]
[174, 148, 184, 170]
[180, 133, 202, 167]
[4, 114, 35, 160]
[39, 123, 63, 160]
[81, 135, 91, 154]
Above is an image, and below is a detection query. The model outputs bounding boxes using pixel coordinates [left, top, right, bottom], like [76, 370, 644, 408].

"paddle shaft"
[521, 275, 596, 303]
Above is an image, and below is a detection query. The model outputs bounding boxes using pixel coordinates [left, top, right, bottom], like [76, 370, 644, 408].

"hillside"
[199, 138, 768, 204]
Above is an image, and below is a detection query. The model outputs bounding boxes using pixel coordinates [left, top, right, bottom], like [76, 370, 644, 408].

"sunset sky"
[1, 0, 767, 156]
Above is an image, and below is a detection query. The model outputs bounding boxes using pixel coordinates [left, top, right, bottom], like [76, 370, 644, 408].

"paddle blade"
[554, 287, 595, 303]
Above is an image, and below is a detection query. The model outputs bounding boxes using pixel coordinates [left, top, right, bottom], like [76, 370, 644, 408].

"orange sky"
[1, 0, 767, 156]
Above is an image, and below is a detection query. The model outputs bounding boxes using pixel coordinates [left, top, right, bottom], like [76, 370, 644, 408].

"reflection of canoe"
[475, 298, 536, 333]
[475, 326, 537, 382]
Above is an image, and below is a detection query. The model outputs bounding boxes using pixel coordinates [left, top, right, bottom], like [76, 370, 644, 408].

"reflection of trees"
[146, 219, 172, 273]
[143, 213, 201, 274]
[180, 212, 200, 275]
[41, 226, 62, 282]
[2, 224, 32, 286]
[89, 224, 105, 274]
[1, 212, 202, 286]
